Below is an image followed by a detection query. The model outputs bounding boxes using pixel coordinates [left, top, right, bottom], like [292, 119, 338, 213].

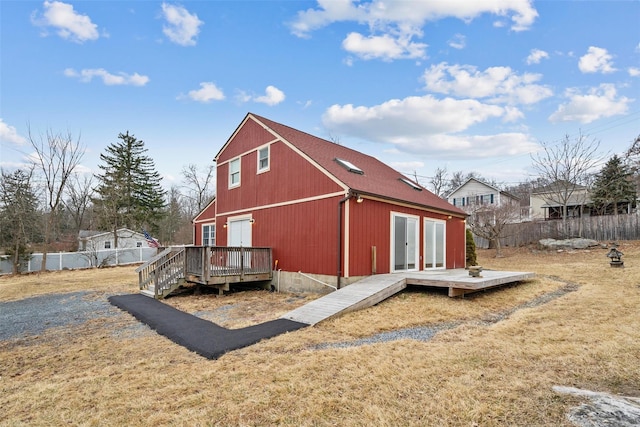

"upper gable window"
[335, 158, 364, 175]
[400, 177, 422, 191]
[229, 157, 241, 188]
[257, 146, 269, 173]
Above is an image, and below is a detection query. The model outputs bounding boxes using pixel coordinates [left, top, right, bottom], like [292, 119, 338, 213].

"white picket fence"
[0, 247, 159, 275]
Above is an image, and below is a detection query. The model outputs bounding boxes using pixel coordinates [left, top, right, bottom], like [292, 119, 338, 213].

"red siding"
[193, 200, 216, 245]
[217, 196, 340, 275]
[216, 139, 344, 215]
[348, 198, 466, 276]
[202, 114, 467, 278]
[217, 119, 274, 163]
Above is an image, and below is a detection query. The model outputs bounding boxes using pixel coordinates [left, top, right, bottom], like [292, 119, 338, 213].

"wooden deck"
[281, 269, 534, 325]
[138, 246, 273, 299]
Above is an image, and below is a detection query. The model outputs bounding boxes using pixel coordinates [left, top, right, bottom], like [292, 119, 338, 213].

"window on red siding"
[257, 146, 269, 173]
[229, 158, 240, 188]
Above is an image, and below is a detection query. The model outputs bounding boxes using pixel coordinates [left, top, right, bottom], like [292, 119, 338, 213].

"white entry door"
[228, 218, 252, 268]
[424, 219, 446, 269]
[392, 214, 419, 272]
[228, 218, 252, 247]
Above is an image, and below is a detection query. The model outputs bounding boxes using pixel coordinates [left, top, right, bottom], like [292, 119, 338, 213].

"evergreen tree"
[93, 132, 166, 241]
[465, 228, 477, 267]
[0, 168, 41, 273]
[590, 154, 636, 215]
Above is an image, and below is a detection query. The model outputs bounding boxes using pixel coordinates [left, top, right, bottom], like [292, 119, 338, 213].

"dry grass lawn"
[1, 242, 639, 426]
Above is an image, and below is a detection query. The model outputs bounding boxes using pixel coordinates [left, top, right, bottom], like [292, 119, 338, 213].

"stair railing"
[137, 247, 186, 297]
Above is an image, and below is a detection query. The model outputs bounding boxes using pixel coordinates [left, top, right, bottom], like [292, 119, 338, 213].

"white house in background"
[530, 181, 592, 220]
[447, 178, 521, 215]
[78, 228, 154, 251]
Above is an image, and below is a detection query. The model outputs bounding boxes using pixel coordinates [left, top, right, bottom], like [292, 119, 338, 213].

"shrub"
[466, 228, 477, 267]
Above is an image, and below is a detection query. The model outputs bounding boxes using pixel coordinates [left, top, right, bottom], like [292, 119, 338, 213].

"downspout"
[337, 191, 353, 290]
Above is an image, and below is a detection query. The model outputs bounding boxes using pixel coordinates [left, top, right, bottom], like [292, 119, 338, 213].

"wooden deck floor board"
[281, 269, 534, 325]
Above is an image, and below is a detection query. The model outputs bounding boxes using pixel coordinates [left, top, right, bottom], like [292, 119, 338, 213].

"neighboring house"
[530, 182, 592, 220]
[78, 228, 155, 251]
[447, 178, 522, 220]
[193, 113, 467, 291]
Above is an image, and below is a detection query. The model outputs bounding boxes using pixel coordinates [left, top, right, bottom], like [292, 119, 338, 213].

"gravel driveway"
[0, 291, 121, 341]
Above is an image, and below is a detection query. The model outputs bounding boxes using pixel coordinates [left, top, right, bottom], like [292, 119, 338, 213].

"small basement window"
[400, 177, 422, 191]
[335, 158, 364, 175]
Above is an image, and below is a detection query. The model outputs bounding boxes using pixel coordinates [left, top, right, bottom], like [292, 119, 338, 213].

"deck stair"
[280, 274, 407, 325]
[137, 247, 186, 299]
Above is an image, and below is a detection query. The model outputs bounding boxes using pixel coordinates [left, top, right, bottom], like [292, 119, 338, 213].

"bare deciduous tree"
[531, 132, 602, 236]
[181, 163, 215, 217]
[430, 167, 448, 198]
[63, 172, 94, 235]
[468, 201, 521, 257]
[27, 127, 85, 271]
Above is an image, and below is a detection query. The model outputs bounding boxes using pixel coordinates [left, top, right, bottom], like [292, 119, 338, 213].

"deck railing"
[185, 246, 272, 282]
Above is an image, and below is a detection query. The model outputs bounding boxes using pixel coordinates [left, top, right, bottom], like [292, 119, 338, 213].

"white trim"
[201, 223, 215, 246]
[216, 191, 346, 218]
[226, 215, 253, 247]
[423, 218, 446, 270]
[216, 137, 279, 168]
[390, 211, 420, 273]
[257, 144, 270, 174]
[363, 194, 465, 219]
[250, 116, 350, 192]
[344, 198, 350, 277]
[228, 157, 241, 189]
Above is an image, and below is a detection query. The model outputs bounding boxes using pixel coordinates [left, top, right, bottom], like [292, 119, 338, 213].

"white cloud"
[254, 86, 286, 106]
[390, 160, 425, 171]
[161, 3, 203, 46]
[32, 1, 99, 43]
[290, 1, 536, 63]
[629, 67, 640, 77]
[0, 119, 27, 145]
[322, 95, 506, 144]
[578, 46, 616, 74]
[399, 133, 539, 158]
[526, 48, 549, 65]
[448, 34, 466, 50]
[549, 84, 631, 124]
[290, 0, 537, 37]
[342, 32, 426, 61]
[185, 82, 225, 103]
[64, 68, 149, 86]
[422, 62, 552, 105]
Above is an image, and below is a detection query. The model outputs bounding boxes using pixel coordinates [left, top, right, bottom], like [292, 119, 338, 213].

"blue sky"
[1, 0, 639, 190]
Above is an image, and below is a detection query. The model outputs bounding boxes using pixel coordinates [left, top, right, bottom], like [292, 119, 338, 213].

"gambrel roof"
[221, 113, 466, 217]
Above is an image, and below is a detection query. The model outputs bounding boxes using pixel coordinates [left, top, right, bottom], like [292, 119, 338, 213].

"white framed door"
[392, 213, 419, 272]
[227, 217, 252, 268]
[424, 219, 446, 269]
[228, 218, 251, 247]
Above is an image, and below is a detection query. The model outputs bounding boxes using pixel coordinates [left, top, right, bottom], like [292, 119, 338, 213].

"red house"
[193, 113, 467, 292]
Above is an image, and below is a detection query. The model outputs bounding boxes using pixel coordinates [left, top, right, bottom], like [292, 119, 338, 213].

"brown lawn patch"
[1, 243, 639, 426]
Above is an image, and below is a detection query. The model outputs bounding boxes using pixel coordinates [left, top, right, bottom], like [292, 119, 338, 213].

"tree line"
[0, 129, 214, 274]
[429, 133, 639, 256]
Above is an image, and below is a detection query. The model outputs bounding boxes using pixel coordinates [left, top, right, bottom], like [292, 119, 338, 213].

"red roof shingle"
[251, 113, 466, 217]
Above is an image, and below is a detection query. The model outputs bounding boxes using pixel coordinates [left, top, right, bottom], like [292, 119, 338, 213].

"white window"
[104, 241, 111, 249]
[202, 224, 215, 246]
[229, 157, 240, 188]
[257, 146, 269, 173]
